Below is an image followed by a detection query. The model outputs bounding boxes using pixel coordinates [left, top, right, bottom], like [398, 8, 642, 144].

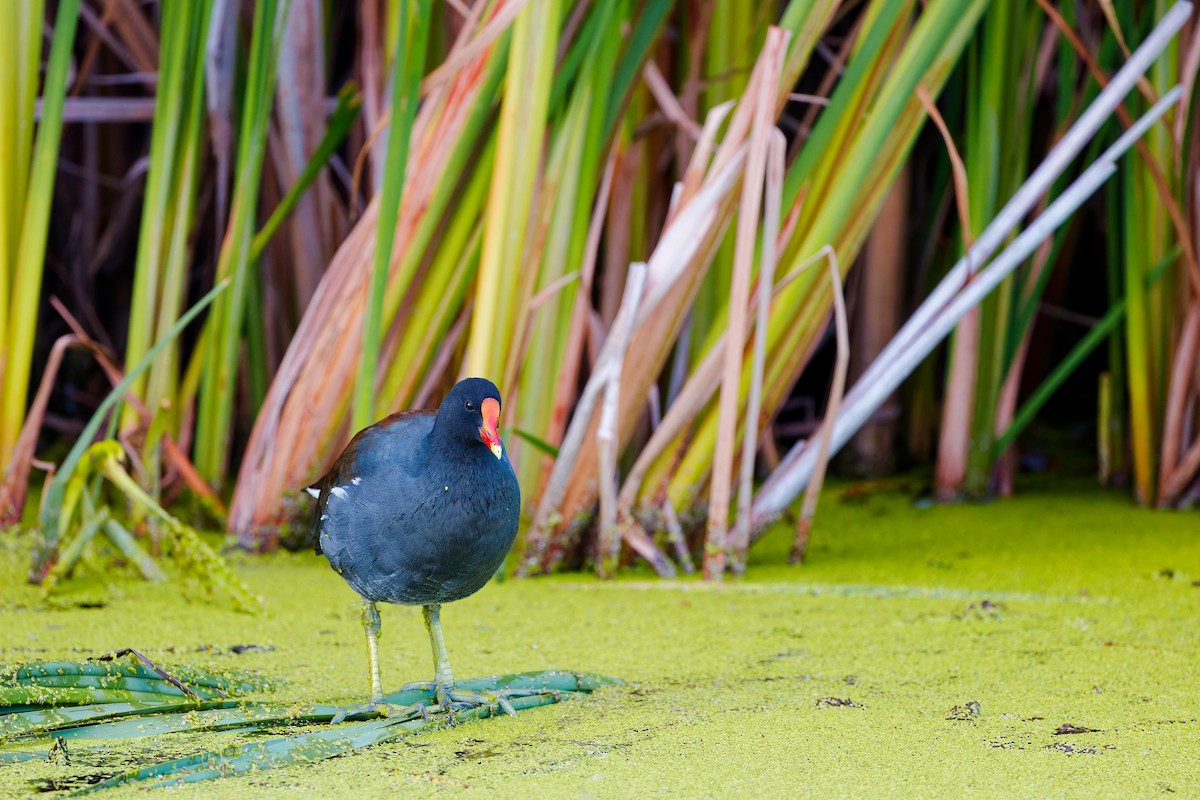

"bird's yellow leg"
[332, 601, 409, 723]
[363, 601, 384, 707]
[415, 603, 552, 718]
[424, 603, 454, 687]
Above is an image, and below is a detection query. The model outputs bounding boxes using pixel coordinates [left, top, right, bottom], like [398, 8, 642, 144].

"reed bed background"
[1, 0, 1197, 585]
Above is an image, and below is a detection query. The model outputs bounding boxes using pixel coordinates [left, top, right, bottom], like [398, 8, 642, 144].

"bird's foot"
[432, 684, 561, 719]
[396, 680, 560, 719]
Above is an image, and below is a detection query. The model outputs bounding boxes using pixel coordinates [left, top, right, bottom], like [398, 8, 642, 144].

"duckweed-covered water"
[2, 482, 1198, 798]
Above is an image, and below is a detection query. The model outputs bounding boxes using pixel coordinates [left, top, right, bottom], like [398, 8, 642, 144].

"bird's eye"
[465, 400, 475, 411]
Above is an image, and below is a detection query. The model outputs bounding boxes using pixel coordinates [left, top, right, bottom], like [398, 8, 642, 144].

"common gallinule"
[308, 377, 523, 716]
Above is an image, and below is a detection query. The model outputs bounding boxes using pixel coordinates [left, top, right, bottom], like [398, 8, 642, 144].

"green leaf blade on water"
[59, 670, 619, 794]
[1, 700, 240, 740]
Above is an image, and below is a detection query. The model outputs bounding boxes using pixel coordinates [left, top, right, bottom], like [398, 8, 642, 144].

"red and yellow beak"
[479, 397, 503, 459]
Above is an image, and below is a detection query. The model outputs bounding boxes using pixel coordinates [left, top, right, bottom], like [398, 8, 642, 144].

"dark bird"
[308, 377, 522, 715]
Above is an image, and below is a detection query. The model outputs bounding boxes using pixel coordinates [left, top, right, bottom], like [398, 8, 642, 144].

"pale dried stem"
[527, 24, 823, 572]
[615, 221, 829, 517]
[790, 246, 849, 563]
[751, 79, 1190, 533]
[730, 129, 786, 575]
[704, 28, 787, 580]
[678, 100, 736, 221]
[786, 93, 828, 106]
[936, 324, 978, 499]
[643, 62, 703, 141]
[522, 146, 746, 572]
[597, 263, 649, 577]
[921, 80, 976, 500]
[617, 331, 725, 513]
[619, 520, 677, 578]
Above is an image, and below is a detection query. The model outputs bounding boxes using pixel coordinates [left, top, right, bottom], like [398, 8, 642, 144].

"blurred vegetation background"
[1, 0, 1197, 584]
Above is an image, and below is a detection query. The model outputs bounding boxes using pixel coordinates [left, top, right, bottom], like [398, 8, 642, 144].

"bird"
[307, 377, 524, 717]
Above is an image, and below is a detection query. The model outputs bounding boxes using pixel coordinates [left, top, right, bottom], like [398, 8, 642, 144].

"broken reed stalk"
[597, 262, 648, 578]
[790, 246, 849, 563]
[520, 145, 748, 573]
[613, 101, 737, 518]
[526, 9, 819, 571]
[750, 83, 1187, 534]
[643, 0, 991, 542]
[615, 215, 826, 520]
[704, 27, 788, 580]
[643, 61, 703, 141]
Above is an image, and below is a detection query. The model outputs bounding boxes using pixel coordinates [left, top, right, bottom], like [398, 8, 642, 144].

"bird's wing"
[306, 470, 334, 554]
[306, 410, 435, 554]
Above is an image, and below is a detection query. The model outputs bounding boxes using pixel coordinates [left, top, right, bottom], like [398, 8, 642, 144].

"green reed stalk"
[0, 0, 79, 469]
[195, 0, 289, 485]
[354, 0, 431, 431]
[463, 0, 560, 379]
[122, 1, 214, 497]
[1123, 0, 1180, 505]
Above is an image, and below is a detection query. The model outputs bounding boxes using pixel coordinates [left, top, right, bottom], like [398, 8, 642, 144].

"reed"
[9, 1, 1198, 586]
[0, 0, 81, 490]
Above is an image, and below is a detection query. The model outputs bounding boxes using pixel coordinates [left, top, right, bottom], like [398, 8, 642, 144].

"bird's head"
[436, 377, 505, 459]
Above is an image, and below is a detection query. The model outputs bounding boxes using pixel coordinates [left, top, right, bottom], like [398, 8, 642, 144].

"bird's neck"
[426, 426, 495, 470]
